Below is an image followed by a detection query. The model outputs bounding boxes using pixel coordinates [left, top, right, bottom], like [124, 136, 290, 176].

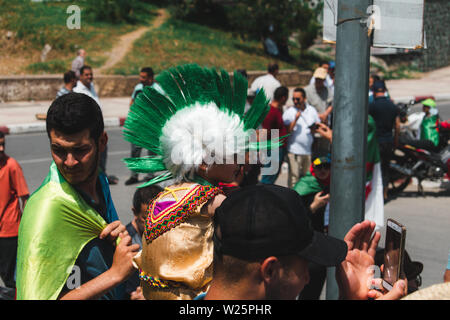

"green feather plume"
[243, 88, 270, 130]
[122, 63, 277, 185]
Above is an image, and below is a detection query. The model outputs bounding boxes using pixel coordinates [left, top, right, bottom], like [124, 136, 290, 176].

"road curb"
[1, 117, 127, 135]
[392, 93, 450, 103]
[1, 92, 449, 135]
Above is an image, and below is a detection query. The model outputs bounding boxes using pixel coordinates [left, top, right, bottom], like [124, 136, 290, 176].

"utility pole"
[326, 0, 372, 300]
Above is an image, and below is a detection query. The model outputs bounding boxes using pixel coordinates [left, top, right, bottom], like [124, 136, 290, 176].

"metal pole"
[326, 0, 372, 300]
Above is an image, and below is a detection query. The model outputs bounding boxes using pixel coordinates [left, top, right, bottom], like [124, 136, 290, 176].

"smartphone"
[382, 219, 407, 291]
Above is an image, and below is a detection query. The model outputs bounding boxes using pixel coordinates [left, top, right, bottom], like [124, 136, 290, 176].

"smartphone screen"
[382, 219, 406, 291]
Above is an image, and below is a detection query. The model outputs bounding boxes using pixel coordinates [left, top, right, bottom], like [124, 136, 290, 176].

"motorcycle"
[388, 99, 450, 195]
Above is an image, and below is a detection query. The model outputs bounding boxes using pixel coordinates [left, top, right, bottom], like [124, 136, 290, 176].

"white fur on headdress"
[160, 102, 247, 181]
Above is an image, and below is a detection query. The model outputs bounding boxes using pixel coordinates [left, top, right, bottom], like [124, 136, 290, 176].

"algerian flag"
[365, 115, 384, 230]
[420, 114, 440, 147]
[16, 162, 120, 300]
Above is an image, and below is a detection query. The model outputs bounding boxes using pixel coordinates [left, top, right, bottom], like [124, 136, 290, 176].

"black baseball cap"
[372, 80, 386, 93]
[213, 184, 348, 266]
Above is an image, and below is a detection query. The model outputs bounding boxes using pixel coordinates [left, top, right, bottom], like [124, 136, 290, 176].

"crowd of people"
[1, 52, 449, 302]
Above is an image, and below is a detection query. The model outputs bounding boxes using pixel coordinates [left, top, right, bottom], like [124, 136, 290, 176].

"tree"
[226, 0, 321, 61]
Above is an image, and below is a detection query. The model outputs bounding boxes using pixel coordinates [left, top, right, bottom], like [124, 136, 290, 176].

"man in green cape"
[419, 98, 440, 148]
[16, 93, 140, 300]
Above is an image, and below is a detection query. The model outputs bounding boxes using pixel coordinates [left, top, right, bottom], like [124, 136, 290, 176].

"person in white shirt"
[71, 49, 86, 78]
[73, 66, 118, 185]
[73, 65, 101, 107]
[283, 88, 320, 188]
[249, 63, 281, 102]
[309, 61, 334, 92]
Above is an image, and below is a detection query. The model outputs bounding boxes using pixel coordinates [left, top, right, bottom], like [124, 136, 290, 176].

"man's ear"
[260, 256, 280, 284]
[98, 132, 108, 153]
[197, 163, 208, 176]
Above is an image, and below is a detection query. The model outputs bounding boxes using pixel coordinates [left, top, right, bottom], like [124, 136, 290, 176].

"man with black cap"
[202, 184, 406, 300]
[369, 80, 400, 201]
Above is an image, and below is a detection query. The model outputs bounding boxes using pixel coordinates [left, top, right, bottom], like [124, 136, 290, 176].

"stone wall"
[0, 74, 140, 102]
[419, 0, 450, 71]
[0, 70, 312, 102]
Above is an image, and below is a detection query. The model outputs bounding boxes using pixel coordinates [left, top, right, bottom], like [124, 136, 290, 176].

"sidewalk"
[1, 65, 450, 135]
[0, 97, 130, 134]
[384, 65, 450, 103]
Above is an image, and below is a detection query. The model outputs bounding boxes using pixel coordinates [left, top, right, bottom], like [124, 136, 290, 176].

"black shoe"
[108, 175, 119, 185]
[125, 176, 139, 185]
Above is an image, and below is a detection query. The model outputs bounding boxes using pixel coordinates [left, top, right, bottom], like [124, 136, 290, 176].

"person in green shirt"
[419, 98, 440, 149]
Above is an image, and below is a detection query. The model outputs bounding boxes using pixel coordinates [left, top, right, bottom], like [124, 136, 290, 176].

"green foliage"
[167, 0, 229, 29]
[168, 0, 322, 59]
[25, 59, 67, 74]
[111, 17, 297, 75]
[85, 0, 154, 24]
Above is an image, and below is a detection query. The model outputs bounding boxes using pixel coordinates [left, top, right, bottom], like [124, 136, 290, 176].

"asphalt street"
[2, 100, 449, 295]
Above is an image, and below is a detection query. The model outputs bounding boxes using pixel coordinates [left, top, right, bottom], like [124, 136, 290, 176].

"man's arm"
[287, 110, 301, 133]
[319, 106, 333, 123]
[444, 269, 450, 282]
[394, 116, 400, 148]
[58, 222, 139, 300]
[19, 195, 29, 213]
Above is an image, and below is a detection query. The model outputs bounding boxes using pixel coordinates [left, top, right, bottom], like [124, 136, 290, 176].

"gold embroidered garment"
[135, 183, 222, 300]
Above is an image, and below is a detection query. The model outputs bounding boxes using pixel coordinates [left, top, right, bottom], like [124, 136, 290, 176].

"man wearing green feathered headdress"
[123, 64, 280, 300]
[16, 93, 140, 300]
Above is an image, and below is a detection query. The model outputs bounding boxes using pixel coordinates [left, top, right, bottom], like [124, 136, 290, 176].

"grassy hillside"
[0, 0, 156, 75]
[110, 17, 300, 75]
[0, 1, 326, 76]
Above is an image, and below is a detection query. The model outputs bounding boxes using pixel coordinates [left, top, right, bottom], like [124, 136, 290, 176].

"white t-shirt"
[249, 73, 281, 102]
[282, 104, 320, 155]
[73, 80, 101, 108]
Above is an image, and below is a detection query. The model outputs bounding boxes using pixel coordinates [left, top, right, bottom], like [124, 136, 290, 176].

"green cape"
[293, 172, 323, 196]
[420, 115, 439, 147]
[16, 162, 119, 300]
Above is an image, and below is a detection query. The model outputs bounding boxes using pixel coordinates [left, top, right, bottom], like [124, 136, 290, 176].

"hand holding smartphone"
[382, 219, 407, 291]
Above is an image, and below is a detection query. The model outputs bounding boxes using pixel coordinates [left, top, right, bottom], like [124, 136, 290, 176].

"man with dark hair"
[74, 65, 118, 185]
[125, 67, 162, 185]
[369, 80, 400, 201]
[56, 70, 77, 98]
[201, 184, 406, 300]
[129, 67, 155, 107]
[249, 63, 281, 102]
[0, 131, 29, 291]
[260, 86, 289, 184]
[73, 65, 100, 106]
[16, 93, 140, 300]
[124, 185, 162, 299]
[283, 87, 320, 188]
